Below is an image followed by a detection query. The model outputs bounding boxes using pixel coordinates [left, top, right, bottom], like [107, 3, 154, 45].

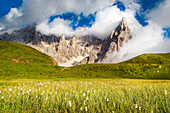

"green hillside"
[0, 41, 58, 79]
[0, 41, 169, 79]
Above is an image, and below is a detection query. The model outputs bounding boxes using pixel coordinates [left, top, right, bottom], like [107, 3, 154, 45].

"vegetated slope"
[0, 41, 169, 79]
[64, 53, 170, 79]
[0, 41, 58, 78]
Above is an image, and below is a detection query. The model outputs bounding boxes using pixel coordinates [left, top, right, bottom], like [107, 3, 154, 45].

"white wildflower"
[83, 92, 86, 96]
[139, 106, 141, 110]
[46, 98, 48, 100]
[85, 107, 87, 111]
[159, 65, 161, 68]
[107, 98, 109, 102]
[157, 71, 159, 73]
[69, 101, 71, 107]
[87, 90, 89, 93]
[112, 111, 114, 113]
[26, 91, 29, 94]
[165, 90, 167, 95]
[83, 100, 86, 105]
[1, 96, 4, 99]
[80, 107, 83, 111]
[0, 91, 1, 93]
[86, 96, 89, 100]
[39, 82, 42, 85]
[135, 104, 138, 108]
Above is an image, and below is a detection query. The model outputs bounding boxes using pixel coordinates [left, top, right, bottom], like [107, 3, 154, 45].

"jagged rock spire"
[119, 17, 129, 31]
[60, 34, 65, 41]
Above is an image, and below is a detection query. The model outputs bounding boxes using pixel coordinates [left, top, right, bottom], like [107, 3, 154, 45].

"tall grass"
[0, 79, 169, 112]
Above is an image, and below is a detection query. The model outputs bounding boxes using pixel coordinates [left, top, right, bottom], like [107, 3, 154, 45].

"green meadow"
[0, 79, 169, 113]
[0, 41, 170, 112]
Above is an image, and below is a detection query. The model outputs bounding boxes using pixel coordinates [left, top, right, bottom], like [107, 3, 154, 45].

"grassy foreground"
[0, 41, 170, 79]
[0, 79, 169, 112]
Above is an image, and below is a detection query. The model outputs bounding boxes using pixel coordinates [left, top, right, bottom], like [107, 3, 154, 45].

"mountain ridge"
[0, 17, 132, 66]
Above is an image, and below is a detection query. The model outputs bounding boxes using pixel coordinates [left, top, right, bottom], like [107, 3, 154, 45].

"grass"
[0, 79, 169, 112]
[0, 41, 59, 79]
[0, 40, 170, 79]
[0, 41, 169, 112]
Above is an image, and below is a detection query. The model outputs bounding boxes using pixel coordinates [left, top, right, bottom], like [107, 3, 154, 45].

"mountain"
[0, 40, 169, 79]
[0, 17, 132, 66]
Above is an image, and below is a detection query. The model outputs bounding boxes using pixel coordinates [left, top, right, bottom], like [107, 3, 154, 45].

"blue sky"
[0, 0, 169, 38]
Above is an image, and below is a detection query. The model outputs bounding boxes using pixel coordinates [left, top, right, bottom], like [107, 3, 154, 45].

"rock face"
[0, 17, 132, 66]
[95, 17, 132, 62]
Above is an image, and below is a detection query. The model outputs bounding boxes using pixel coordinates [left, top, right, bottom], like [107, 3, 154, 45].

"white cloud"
[103, 21, 170, 63]
[0, 0, 141, 33]
[5, 8, 23, 21]
[36, 5, 140, 39]
[0, 0, 119, 33]
[89, 6, 140, 39]
[0, 24, 5, 31]
[121, 0, 141, 11]
[148, 0, 170, 27]
[36, 18, 74, 36]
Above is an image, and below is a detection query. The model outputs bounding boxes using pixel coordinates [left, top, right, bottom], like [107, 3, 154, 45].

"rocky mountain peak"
[117, 17, 130, 32]
[121, 17, 127, 26]
[60, 34, 65, 41]
[0, 17, 132, 66]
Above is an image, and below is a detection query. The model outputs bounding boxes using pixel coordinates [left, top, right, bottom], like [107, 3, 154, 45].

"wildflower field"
[0, 79, 169, 113]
